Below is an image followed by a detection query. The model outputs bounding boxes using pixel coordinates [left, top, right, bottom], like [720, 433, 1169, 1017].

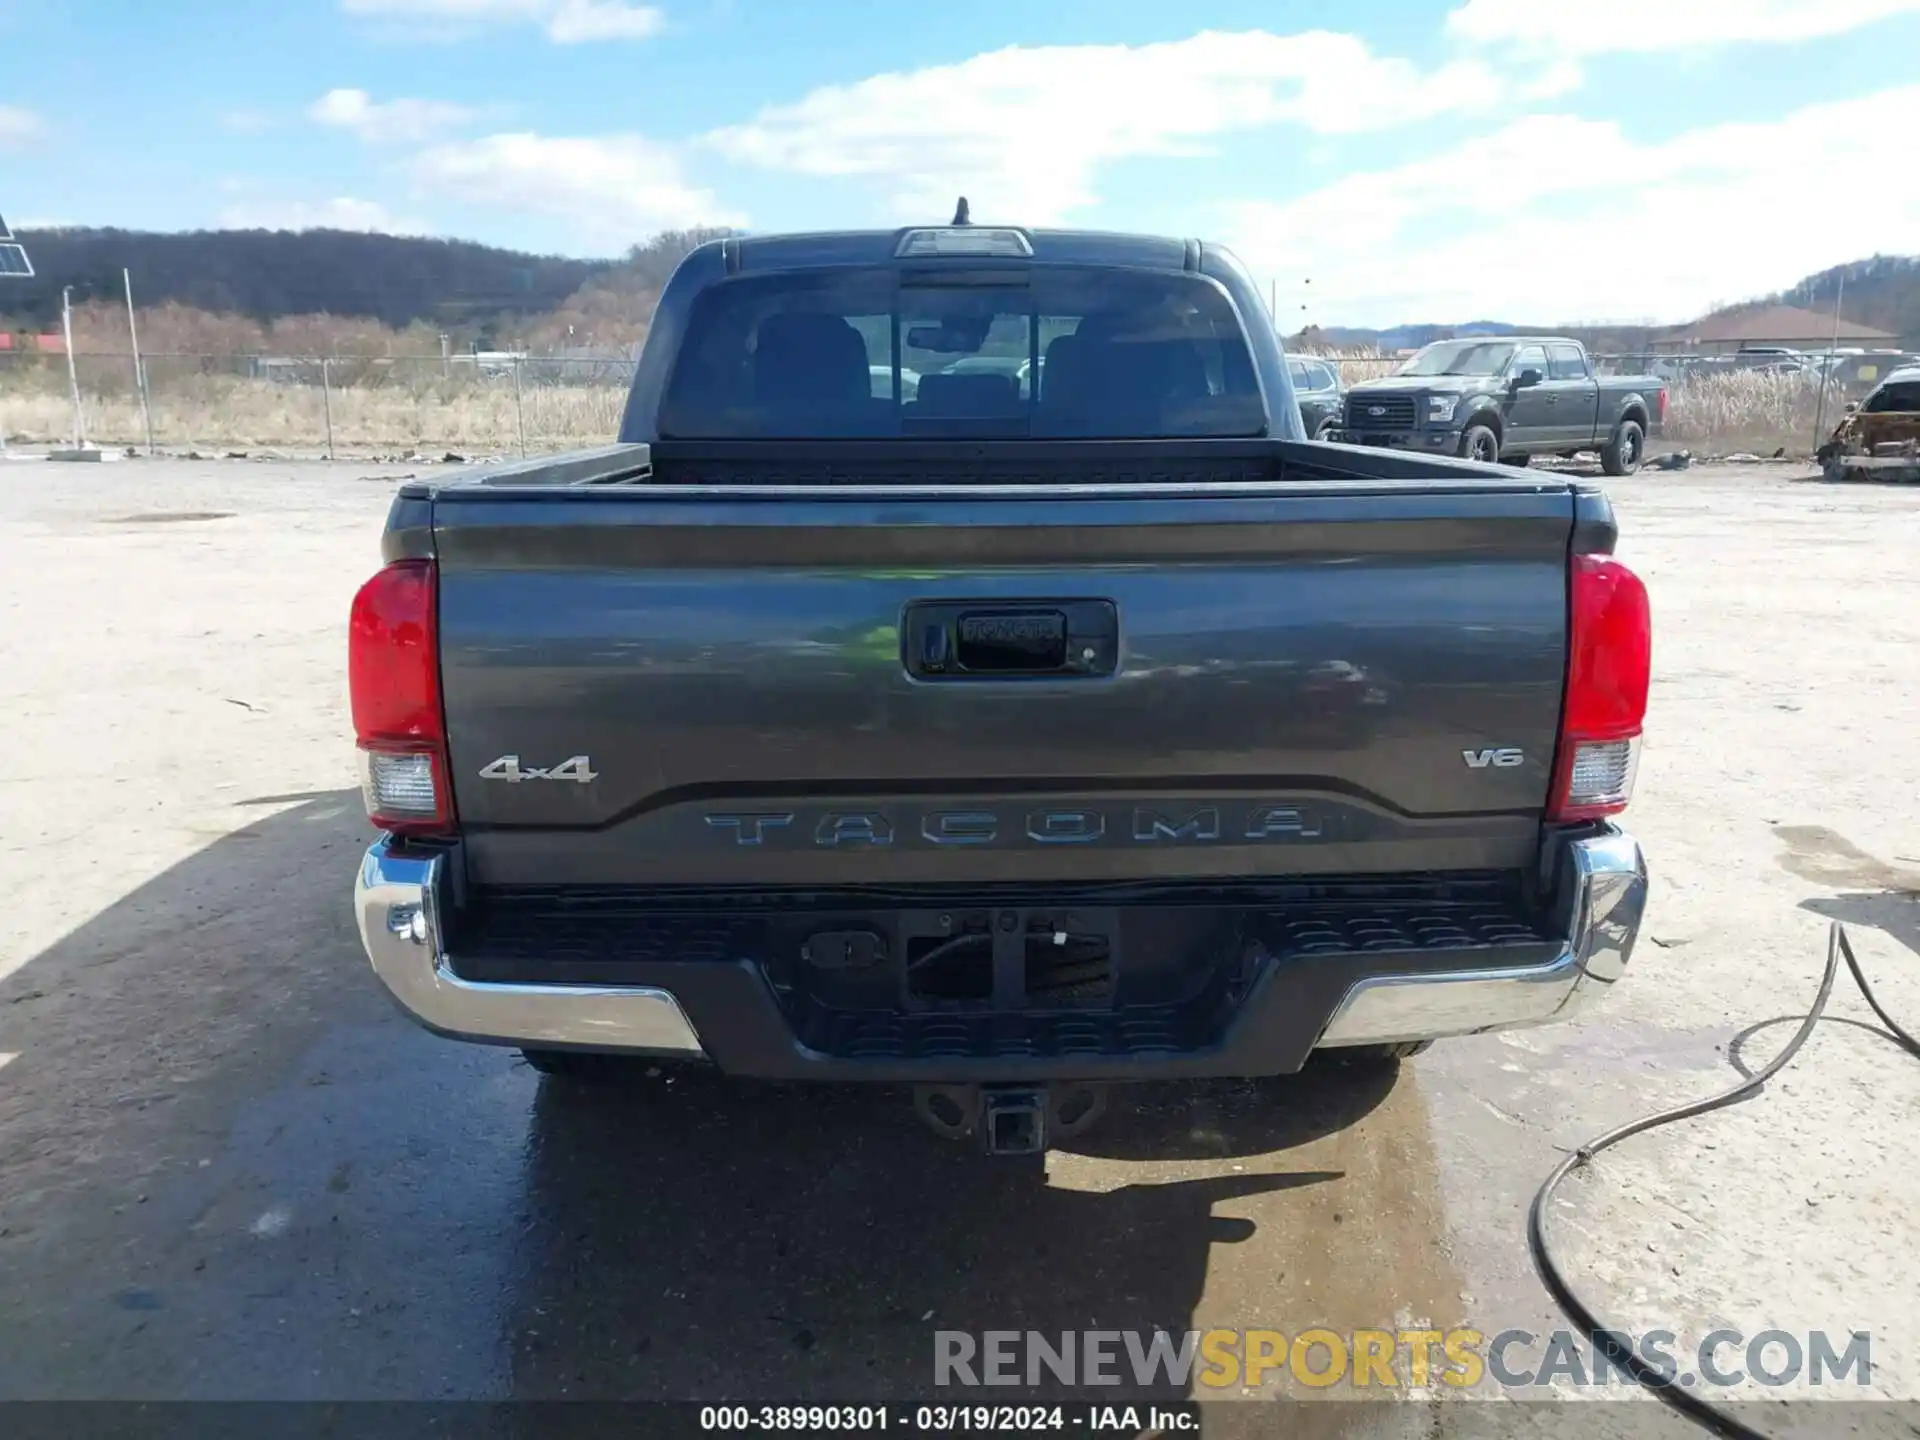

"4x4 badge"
[478, 754, 598, 783]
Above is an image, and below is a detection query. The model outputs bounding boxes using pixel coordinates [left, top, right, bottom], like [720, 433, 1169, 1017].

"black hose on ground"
[1528, 922, 1920, 1440]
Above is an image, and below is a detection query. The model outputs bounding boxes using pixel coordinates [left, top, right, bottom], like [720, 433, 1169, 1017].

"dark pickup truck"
[350, 223, 1650, 1154]
[1340, 336, 1667, 475]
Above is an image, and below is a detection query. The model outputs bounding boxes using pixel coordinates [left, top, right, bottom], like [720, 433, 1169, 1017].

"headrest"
[915, 370, 1021, 418]
[753, 313, 869, 404]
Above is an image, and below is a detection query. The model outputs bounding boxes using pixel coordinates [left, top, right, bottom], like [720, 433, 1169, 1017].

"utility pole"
[513, 355, 526, 457]
[321, 356, 335, 460]
[61, 286, 85, 450]
[124, 268, 155, 454]
[0, 213, 31, 459]
[1811, 271, 1847, 454]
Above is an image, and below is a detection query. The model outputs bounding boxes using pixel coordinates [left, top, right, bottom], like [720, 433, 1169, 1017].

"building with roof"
[1651, 303, 1898, 355]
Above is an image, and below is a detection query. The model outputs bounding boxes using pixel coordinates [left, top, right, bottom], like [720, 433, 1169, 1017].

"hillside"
[3, 226, 734, 356]
[1300, 322, 1519, 351]
[1294, 254, 1920, 354]
[6, 223, 1913, 359]
[5, 227, 615, 333]
[515, 228, 733, 350]
[1774, 254, 1920, 342]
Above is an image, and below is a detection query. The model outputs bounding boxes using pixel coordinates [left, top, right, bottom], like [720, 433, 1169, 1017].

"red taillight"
[349, 559, 454, 835]
[1656, 388, 1668, 424]
[1549, 554, 1651, 822]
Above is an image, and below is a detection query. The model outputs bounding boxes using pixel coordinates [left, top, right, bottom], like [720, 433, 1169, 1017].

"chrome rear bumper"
[354, 844, 706, 1057]
[1314, 827, 1647, 1046]
[353, 827, 1646, 1064]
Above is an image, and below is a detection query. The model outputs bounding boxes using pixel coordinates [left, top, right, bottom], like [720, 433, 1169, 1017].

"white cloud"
[0, 103, 43, 149]
[343, 0, 545, 14]
[221, 108, 281, 134]
[1221, 86, 1920, 327]
[1446, 0, 1920, 55]
[339, 0, 662, 43]
[310, 88, 480, 142]
[412, 132, 742, 248]
[1518, 59, 1584, 100]
[544, 0, 663, 42]
[704, 30, 1515, 224]
[217, 196, 430, 234]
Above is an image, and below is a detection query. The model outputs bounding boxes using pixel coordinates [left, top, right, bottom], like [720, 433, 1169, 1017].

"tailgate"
[431, 479, 1574, 888]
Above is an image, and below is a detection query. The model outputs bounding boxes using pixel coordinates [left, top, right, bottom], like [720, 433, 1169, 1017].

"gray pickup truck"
[350, 223, 1650, 1154]
[1340, 336, 1667, 475]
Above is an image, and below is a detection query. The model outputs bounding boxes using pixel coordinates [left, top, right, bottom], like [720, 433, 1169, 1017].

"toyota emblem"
[1367, 405, 1386, 417]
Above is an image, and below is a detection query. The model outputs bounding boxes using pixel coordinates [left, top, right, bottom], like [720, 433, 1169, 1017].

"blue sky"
[4, 0, 1919, 325]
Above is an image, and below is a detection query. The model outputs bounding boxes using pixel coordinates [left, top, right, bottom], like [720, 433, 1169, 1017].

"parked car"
[1817, 364, 1920, 482]
[1338, 336, 1667, 475]
[1822, 350, 1920, 393]
[1288, 355, 1345, 440]
[942, 352, 1035, 399]
[869, 364, 921, 400]
[1732, 346, 1805, 374]
[348, 223, 1650, 1154]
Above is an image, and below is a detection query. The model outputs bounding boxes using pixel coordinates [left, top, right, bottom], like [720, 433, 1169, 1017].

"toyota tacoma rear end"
[350, 221, 1650, 1153]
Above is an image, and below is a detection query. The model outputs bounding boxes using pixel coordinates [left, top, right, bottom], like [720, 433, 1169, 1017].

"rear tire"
[1602, 418, 1645, 476]
[1458, 422, 1500, 466]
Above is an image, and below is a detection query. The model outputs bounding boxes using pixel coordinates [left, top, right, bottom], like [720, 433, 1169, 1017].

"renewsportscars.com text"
[934, 1328, 1873, 1391]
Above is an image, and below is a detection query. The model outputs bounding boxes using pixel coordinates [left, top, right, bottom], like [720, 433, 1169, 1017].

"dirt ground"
[0, 455, 1916, 1434]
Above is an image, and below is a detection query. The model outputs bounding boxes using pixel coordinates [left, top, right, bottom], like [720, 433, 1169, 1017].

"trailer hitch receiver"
[913, 1082, 1109, 1154]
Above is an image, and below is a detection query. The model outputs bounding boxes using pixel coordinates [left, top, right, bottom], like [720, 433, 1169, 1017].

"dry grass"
[1322, 356, 1404, 385]
[1, 370, 630, 455]
[1660, 369, 1835, 451]
[0, 359, 1845, 457]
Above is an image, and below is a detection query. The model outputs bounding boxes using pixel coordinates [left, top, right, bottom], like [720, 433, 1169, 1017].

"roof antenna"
[952, 196, 971, 226]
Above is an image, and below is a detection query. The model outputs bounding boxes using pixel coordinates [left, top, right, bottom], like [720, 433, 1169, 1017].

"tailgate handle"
[905, 600, 1117, 680]
[957, 611, 1066, 671]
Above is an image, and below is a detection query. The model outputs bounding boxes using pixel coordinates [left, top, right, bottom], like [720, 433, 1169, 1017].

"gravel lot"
[1, 455, 1916, 1433]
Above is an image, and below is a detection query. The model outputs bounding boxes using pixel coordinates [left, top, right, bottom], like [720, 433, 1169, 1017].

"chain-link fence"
[0, 352, 640, 458]
[1306, 351, 1911, 389]
[3, 346, 1908, 458]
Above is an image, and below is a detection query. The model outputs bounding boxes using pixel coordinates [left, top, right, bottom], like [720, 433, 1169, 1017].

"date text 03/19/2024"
[697, 1405, 1194, 1433]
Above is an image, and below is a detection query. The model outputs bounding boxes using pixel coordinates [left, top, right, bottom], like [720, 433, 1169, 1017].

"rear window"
[1547, 344, 1587, 380]
[1288, 359, 1336, 392]
[1864, 380, 1920, 413]
[658, 266, 1266, 439]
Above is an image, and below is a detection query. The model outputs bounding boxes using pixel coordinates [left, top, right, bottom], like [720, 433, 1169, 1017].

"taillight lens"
[349, 559, 454, 835]
[1656, 388, 1668, 423]
[1549, 554, 1650, 822]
